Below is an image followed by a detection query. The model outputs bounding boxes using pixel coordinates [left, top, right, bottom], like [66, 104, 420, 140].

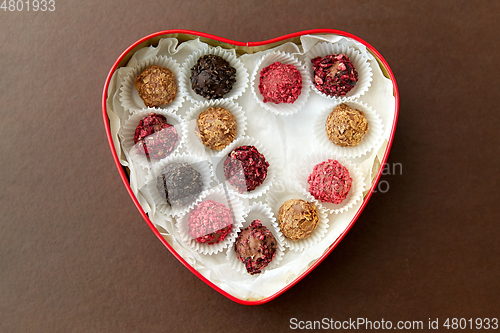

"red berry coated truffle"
[234, 220, 277, 275]
[223, 145, 269, 193]
[311, 54, 358, 97]
[133, 113, 179, 159]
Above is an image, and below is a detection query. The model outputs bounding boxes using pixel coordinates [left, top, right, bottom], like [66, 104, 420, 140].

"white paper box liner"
[211, 136, 276, 200]
[266, 179, 328, 251]
[296, 152, 365, 214]
[305, 42, 372, 102]
[179, 46, 249, 104]
[119, 56, 184, 113]
[226, 202, 285, 275]
[120, 108, 183, 169]
[145, 153, 213, 217]
[251, 51, 311, 116]
[176, 185, 245, 255]
[182, 100, 247, 159]
[314, 100, 384, 158]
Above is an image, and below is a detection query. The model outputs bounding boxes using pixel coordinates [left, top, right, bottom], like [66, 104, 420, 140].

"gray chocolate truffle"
[156, 162, 203, 207]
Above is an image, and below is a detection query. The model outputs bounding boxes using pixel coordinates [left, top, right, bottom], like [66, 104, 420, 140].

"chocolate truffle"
[258, 61, 302, 104]
[308, 159, 353, 204]
[196, 107, 237, 151]
[188, 200, 233, 245]
[325, 103, 369, 147]
[223, 145, 269, 193]
[190, 54, 237, 99]
[234, 220, 277, 275]
[156, 162, 204, 207]
[134, 65, 177, 107]
[311, 54, 358, 97]
[278, 199, 319, 241]
[133, 113, 179, 159]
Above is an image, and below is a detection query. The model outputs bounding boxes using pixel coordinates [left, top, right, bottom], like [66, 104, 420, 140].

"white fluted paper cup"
[182, 100, 247, 159]
[314, 100, 383, 158]
[176, 184, 244, 255]
[120, 108, 183, 169]
[226, 202, 285, 275]
[180, 46, 248, 104]
[145, 153, 213, 217]
[119, 56, 184, 112]
[305, 42, 372, 102]
[266, 179, 328, 252]
[212, 136, 276, 199]
[251, 51, 311, 116]
[296, 152, 365, 214]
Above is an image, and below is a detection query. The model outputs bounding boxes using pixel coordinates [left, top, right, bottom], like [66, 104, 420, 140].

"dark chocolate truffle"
[325, 103, 369, 147]
[188, 200, 233, 245]
[196, 107, 237, 151]
[223, 145, 269, 193]
[307, 159, 352, 204]
[234, 220, 277, 275]
[259, 61, 302, 104]
[134, 65, 177, 107]
[156, 162, 204, 207]
[311, 54, 358, 97]
[278, 199, 319, 241]
[190, 54, 236, 99]
[133, 113, 179, 159]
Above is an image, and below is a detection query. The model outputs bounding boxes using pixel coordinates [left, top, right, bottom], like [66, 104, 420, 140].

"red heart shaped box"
[102, 29, 399, 305]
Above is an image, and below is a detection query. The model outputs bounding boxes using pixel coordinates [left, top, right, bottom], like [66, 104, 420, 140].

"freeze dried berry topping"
[325, 103, 369, 147]
[223, 145, 269, 193]
[133, 113, 179, 159]
[134, 65, 177, 107]
[196, 107, 237, 151]
[234, 220, 277, 275]
[190, 54, 237, 99]
[155, 162, 204, 207]
[307, 159, 353, 204]
[258, 61, 302, 104]
[188, 200, 233, 245]
[311, 54, 358, 97]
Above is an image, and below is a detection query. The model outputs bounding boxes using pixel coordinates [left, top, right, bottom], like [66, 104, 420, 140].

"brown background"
[1, 1, 499, 332]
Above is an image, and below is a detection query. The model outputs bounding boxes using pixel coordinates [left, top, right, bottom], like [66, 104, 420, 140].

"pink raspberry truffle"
[311, 54, 358, 97]
[133, 113, 179, 159]
[307, 159, 353, 204]
[223, 145, 269, 193]
[258, 61, 302, 104]
[188, 200, 233, 245]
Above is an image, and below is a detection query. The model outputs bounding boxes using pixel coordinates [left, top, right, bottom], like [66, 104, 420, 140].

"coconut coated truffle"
[134, 65, 177, 107]
[325, 103, 369, 147]
[278, 199, 319, 241]
[308, 159, 352, 204]
[196, 107, 237, 151]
